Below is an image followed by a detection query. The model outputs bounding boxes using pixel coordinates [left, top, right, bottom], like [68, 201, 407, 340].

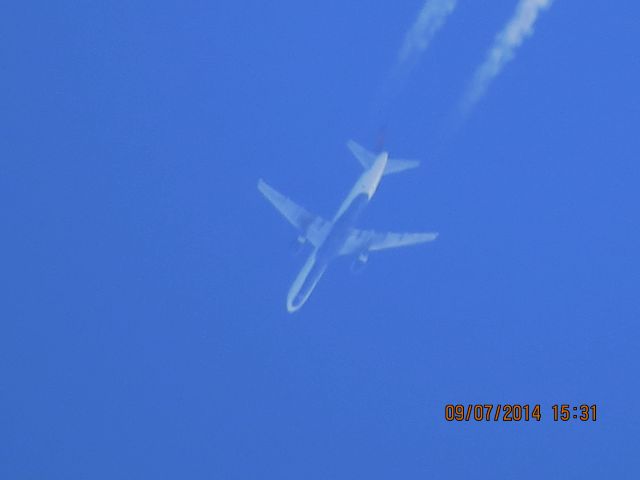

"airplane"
[258, 140, 438, 313]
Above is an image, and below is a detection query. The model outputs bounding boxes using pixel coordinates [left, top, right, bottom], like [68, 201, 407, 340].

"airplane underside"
[259, 140, 438, 312]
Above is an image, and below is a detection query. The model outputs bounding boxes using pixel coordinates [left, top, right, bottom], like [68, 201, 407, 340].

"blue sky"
[2, 1, 639, 478]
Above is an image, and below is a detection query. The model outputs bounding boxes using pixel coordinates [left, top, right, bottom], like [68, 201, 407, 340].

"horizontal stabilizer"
[347, 140, 420, 175]
[347, 139, 377, 170]
[384, 158, 420, 174]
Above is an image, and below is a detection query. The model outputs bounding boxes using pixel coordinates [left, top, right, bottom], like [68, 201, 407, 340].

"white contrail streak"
[398, 0, 457, 65]
[460, 0, 554, 117]
[372, 0, 456, 125]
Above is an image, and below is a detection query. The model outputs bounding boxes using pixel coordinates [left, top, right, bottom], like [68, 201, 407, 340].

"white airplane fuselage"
[286, 152, 389, 312]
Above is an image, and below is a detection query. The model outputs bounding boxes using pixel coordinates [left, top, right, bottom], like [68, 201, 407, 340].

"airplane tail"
[347, 139, 420, 175]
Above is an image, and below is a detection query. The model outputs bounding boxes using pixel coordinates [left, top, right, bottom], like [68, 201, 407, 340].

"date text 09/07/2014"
[444, 404, 597, 422]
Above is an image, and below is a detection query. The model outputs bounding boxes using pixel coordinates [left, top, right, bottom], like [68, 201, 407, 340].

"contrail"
[398, 0, 457, 66]
[459, 0, 554, 117]
[372, 0, 457, 129]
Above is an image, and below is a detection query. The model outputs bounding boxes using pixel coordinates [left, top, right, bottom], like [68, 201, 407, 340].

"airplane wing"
[258, 179, 330, 247]
[339, 228, 438, 255]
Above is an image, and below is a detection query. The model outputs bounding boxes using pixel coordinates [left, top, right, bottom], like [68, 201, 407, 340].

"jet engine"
[350, 252, 369, 274]
[290, 235, 307, 256]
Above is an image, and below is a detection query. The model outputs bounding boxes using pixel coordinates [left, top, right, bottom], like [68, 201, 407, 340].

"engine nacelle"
[290, 235, 307, 256]
[350, 252, 369, 274]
